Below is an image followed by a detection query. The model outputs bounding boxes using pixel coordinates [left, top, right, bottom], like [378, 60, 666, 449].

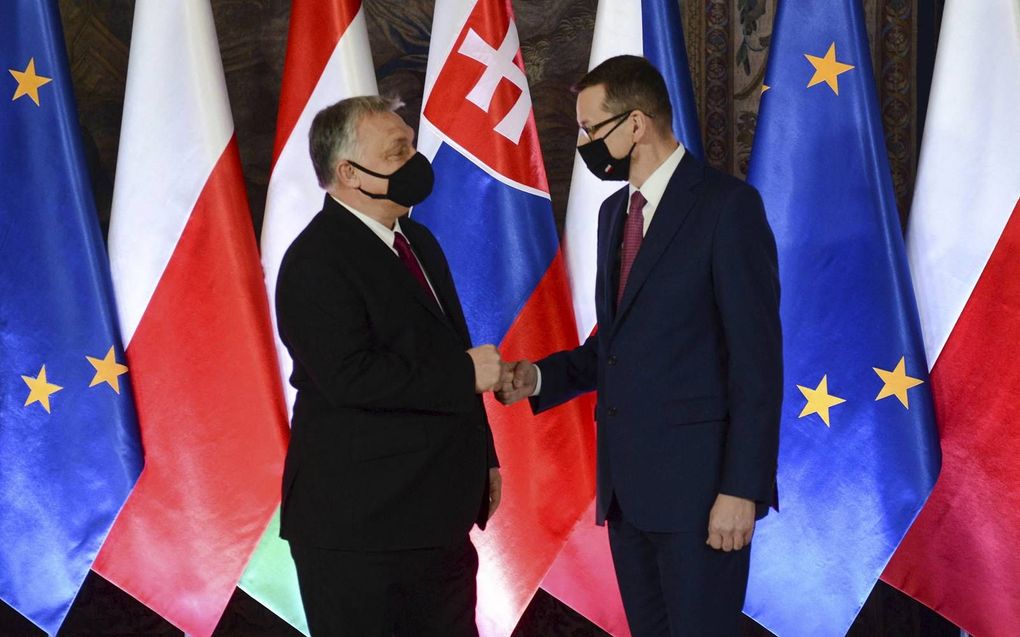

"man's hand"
[495, 359, 537, 405]
[706, 493, 756, 552]
[467, 345, 504, 393]
[487, 468, 502, 521]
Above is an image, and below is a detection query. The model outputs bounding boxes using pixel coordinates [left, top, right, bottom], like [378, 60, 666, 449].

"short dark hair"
[308, 95, 403, 189]
[573, 55, 673, 132]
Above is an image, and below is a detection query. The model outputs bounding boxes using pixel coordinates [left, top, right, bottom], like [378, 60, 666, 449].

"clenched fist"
[467, 345, 506, 393]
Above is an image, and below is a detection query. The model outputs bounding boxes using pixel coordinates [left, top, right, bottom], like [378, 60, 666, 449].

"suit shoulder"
[279, 208, 339, 273]
[401, 215, 435, 241]
[700, 164, 761, 202]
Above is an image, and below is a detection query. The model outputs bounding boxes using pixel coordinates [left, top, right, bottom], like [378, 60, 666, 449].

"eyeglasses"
[579, 111, 631, 143]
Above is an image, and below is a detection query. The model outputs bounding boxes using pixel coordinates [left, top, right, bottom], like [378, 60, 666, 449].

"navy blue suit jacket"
[532, 152, 782, 532]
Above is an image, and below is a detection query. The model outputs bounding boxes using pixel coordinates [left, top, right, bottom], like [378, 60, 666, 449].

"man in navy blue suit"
[498, 56, 783, 636]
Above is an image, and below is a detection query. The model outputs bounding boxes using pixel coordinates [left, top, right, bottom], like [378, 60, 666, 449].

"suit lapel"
[400, 220, 469, 342]
[600, 187, 629, 325]
[327, 197, 455, 332]
[612, 153, 704, 336]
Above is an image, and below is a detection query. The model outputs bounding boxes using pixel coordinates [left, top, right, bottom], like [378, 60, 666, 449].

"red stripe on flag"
[541, 499, 631, 637]
[271, 0, 361, 168]
[94, 139, 289, 637]
[480, 250, 596, 628]
[882, 198, 1020, 637]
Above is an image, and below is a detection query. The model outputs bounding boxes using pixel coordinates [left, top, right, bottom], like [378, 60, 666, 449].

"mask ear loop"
[346, 161, 392, 200]
[348, 160, 394, 179]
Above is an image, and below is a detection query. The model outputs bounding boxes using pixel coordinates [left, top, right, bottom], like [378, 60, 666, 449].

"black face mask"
[577, 112, 635, 181]
[349, 152, 434, 207]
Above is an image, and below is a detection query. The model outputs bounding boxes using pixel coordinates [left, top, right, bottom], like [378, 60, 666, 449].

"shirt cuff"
[531, 365, 542, 396]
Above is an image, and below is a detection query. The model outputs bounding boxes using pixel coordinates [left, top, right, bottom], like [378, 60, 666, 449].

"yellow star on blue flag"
[9, 57, 52, 105]
[22, 364, 63, 413]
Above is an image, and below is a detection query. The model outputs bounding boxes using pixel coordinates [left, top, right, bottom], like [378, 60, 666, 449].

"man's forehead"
[576, 85, 609, 123]
[360, 111, 409, 139]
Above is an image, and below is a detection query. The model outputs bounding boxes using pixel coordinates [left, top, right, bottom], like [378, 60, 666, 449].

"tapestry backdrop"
[0, 1, 956, 635]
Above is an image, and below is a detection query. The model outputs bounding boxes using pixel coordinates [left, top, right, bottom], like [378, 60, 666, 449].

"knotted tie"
[616, 190, 647, 308]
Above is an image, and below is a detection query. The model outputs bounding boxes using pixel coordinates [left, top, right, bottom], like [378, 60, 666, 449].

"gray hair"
[308, 95, 404, 189]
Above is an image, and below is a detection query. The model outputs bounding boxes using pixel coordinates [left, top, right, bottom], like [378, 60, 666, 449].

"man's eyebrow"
[386, 137, 409, 151]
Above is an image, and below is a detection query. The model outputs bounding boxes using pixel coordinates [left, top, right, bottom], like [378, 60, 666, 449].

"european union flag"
[0, 1, 143, 634]
[742, 2, 941, 635]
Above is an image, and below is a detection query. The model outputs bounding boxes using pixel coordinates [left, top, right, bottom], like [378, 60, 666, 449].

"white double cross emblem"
[456, 23, 532, 144]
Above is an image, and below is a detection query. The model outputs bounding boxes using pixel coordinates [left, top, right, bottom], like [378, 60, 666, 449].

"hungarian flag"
[247, 1, 377, 632]
[93, 2, 289, 636]
[882, 2, 1020, 635]
[545, 1, 703, 634]
[414, 0, 596, 633]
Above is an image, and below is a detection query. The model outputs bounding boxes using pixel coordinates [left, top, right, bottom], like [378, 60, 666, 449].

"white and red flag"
[882, 2, 1020, 635]
[95, 2, 289, 635]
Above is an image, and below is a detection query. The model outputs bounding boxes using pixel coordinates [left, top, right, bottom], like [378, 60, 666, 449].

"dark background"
[1, 0, 958, 635]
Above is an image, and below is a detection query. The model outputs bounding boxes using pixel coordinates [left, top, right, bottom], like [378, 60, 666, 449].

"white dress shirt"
[628, 142, 686, 237]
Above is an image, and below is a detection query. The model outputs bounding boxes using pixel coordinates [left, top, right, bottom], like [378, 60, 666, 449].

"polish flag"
[545, 2, 702, 634]
[243, 1, 377, 631]
[94, 2, 289, 636]
[881, 2, 1020, 635]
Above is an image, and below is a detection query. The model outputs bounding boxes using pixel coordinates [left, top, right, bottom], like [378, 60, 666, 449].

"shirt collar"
[630, 143, 686, 211]
[330, 194, 402, 251]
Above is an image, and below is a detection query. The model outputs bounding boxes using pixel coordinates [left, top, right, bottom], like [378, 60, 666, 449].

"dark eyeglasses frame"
[579, 110, 654, 142]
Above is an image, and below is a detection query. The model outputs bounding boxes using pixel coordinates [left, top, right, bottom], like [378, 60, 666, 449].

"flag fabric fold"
[0, 2, 143, 634]
[415, 1, 596, 633]
[881, 2, 1020, 635]
[742, 2, 940, 635]
[92, 2, 289, 635]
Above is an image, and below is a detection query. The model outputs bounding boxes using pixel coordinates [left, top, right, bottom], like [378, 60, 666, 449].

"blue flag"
[0, 1, 143, 634]
[742, 2, 941, 635]
[641, 0, 703, 159]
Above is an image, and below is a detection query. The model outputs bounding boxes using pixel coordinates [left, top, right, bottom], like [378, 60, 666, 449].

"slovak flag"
[414, 0, 596, 634]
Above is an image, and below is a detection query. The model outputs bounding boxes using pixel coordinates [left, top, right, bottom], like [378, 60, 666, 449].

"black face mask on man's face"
[576, 112, 636, 181]
[349, 151, 435, 208]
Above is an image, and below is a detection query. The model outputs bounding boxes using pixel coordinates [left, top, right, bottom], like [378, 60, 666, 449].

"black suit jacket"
[276, 194, 497, 550]
[532, 152, 782, 532]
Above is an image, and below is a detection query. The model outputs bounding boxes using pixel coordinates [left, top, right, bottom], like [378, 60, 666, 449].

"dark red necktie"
[393, 231, 440, 308]
[617, 190, 647, 308]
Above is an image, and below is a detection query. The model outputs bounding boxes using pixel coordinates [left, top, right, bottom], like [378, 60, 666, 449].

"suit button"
[607, 355, 617, 366]
[608, 407, 618, 417]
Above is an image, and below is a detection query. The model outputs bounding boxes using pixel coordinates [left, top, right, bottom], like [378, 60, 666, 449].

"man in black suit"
[276, 95, 507, 637]
[499, 56, 783, 636]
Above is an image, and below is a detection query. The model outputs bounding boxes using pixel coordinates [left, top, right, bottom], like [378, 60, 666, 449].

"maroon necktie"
[393, 231, 440, 308]
[616, 190, 647, 308]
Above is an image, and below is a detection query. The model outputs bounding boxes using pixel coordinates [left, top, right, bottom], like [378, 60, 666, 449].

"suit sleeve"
[711, 185, 783, 507]
[529, 330, 599, 414]
[277, 257, 477, 414]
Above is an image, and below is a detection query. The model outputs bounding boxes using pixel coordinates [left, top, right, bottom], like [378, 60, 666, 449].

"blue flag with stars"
[742, 2, 941, 635]
[0, 1, 143, 634]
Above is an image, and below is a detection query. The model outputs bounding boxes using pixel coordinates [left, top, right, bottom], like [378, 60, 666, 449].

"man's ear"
[335, 160, 358, 188]
[631, 111, 649, 144]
